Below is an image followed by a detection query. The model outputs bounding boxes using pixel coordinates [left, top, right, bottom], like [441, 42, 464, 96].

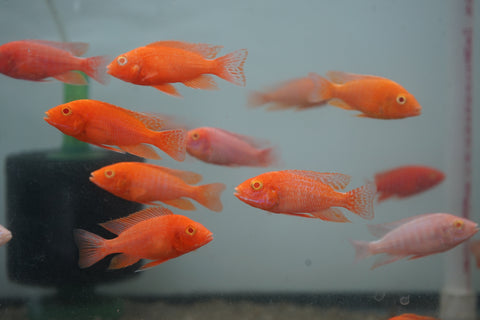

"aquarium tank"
[0, 1, 479, 320]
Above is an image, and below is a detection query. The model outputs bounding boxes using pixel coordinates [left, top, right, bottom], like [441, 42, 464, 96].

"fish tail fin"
[307, 72, 334, 103]
[195, 183, 226, 212]
[345, 181, 376, 220]
[215, 49, 248, 86]
[349, 239, 371, 263]
[73, 229, 108, 269]
[257, 147, 278, 167]
[247, 91, 268, 107]
[153, 129, 187, 161]
[83, 55, 111, 85]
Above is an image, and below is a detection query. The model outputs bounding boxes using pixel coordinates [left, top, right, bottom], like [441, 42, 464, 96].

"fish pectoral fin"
[53, 71, 87, 85]
[129, 187, 148, 201]
[119, 144, 161, 160]
[310, 208, 351, 223]
[162, 198, 196, 211]
[152, 83, 182, 97]
[328, 98, 355, 110]
[138, 258, 171, 271]
[182, 75, 218, 90]
[108, 253, 140, 270]
[371, 254, 407, 270]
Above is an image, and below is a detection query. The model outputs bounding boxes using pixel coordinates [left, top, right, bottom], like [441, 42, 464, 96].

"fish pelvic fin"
[349, 239, 371, 263]
[307, 72, 335, 104]
[194, 183, 226, 212]
[73, 229, 108, 269]
[214, 48, 248, 86]
[83, 55, 111, 85]
[137, 258, 171, 271]
[152, 129, 187, 161]
[345, 181, 376, 220]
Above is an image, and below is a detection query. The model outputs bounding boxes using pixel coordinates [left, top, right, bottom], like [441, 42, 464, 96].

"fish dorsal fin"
[326, 71, 381, 84]
[28, 40, 89, 56]
[367, 213, 433, 238]
[122, 109, 167, 131]
[285, 170, 351, 190]
[99, 206, 173, 235]
[146, 41, 223, 59]
[139, 163, 203, 184]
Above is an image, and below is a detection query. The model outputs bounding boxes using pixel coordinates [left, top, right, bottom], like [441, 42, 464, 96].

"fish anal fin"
[162, 198, 196, 211]
[29, 40, 89, 56]
[408, 254, 432, 261]
[153, 83, 182, 97]
[310, 208, 351, 223]
[100, 206, 174, 235]
[183, 74, 218, 90]
[371, 254, 407, 270]
[119, 144, 161, 160]
[285, 170, 351, 190]
[53, 71, 87, 85]
[146, 41, 223, 59]
[326, 71, 380, 84]
[328, 98, 354, 110]
[138, 258, 171, 271]
[108, 253, 140, 270]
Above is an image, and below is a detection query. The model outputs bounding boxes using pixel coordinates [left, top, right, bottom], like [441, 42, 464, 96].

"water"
[0, 1, 479, 319]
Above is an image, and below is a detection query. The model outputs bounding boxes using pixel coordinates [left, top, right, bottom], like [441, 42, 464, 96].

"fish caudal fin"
[307, 73, 335, 104]
[73, 229, 108, 269]
[345, 181, 376, 220]
[195, 183, 227, 212]
[257, 147, 278, 167]
[83, 55, 110, 85]
[247, 91, 268, 107]
[349, 239, 371, 263]
[152, 129, 187, 161]
[215, 49, 248, 86]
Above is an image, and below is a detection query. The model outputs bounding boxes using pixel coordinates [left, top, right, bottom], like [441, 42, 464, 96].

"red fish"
[186, 127, 278, 167]
[44, 99, 186, 161]
[351, 213, 478, 269]
[90, 162, 226, 212]
[375, 165, 445, 202]
[389, 314, 439, 320]
[234, 170, 376, 222]
[107, 40, 248, 97]
[248, 75, 324, 110]
[308, 71, 422, 119]
[0, 40, 109, 84]
[73, 206, 213, 271]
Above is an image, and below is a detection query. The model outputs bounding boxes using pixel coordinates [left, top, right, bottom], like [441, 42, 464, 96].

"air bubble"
[400, 295, 410, 305]
[374, 292, 385, 302]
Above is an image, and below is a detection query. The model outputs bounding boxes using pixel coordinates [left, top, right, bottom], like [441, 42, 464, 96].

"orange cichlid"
[234, 170, 376, 222]
[90, 162, 226, 212]
[308, 71, 422, 119]
[351, 213, 478, 269]
[107, 40, 248, 97]
[186, 127, 278, 167]
[375, 165, 445, 202]
[73, 206, 213, 271]
[248, 75, 325, 110]
[0, 40, 109, 84]
[389, 313, 439, 320]
[44, 99, 187, 161]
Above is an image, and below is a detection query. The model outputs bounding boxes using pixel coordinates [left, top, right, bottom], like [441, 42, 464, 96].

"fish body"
[107, 40, 248, 96]
[248, 76, 323, 110]
[90, 162, 226, 212]
[44, 99, 186, 161]
[308, 71, 422, 119]
[73, 206, 213, 271]
[234, 170, 376, 222]
[351, 213, 479, 269]
[0, 224, 12, 247]
[0, 40, 109, 84]
[389, 314, 439, 320]
[375, 165, 445, 202]
[186, 127, 277, 167]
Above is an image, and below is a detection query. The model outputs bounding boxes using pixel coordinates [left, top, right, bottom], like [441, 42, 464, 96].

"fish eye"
[62, 106, 72, 116]
[250, 180, 263, 191]
[191, 132, 200, 140]
[396, 94, 407, 105]
[104, 170, 115, 178]
[185, 225, 196, 236]
[453, 220, 464, 229]
[117, 56, 128, 66]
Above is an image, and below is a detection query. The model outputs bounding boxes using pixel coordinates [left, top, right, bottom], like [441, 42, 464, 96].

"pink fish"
[351, 213, 478, 269]
[0, 224, 12, 247]
[186, 127, 278, 167]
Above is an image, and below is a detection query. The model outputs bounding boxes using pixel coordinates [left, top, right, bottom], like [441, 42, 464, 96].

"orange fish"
[73, 206, 213, 271]
[308, 71, 422, 119]
[0, 40, 109, 84]
[90, 162, 226, 212]
[375, 165, 445, 202]
[389, 313, 439, 320]
[186, 127, 278, 167]
[44, 99, 186, 161]
[234, 170, 376, 222]
[248, 75, 325, 110]
[107, 40, 248, 97]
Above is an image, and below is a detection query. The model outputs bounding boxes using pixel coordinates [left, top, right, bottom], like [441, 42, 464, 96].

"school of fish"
[1, 38, 475, 318]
